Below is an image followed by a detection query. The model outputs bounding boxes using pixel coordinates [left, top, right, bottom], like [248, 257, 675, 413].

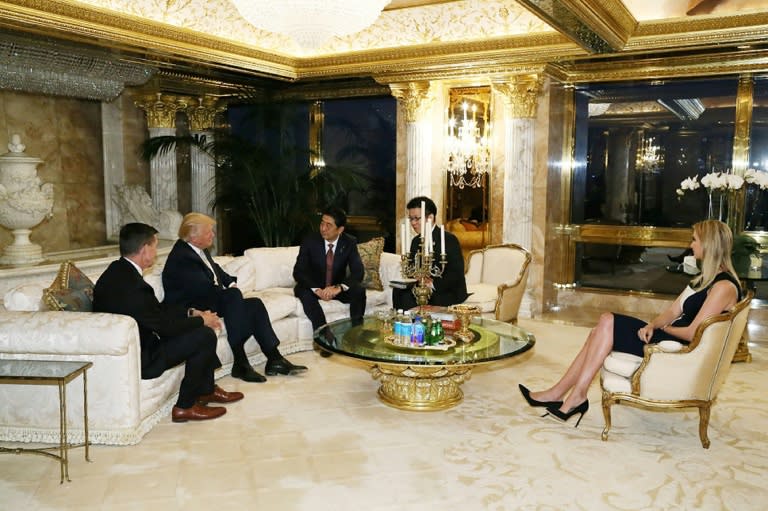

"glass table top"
[0, 359, 92, 381]
[314, 316, 535, 366]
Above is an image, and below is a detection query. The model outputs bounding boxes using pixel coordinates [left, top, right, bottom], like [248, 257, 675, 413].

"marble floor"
[1, 317, 766, 511]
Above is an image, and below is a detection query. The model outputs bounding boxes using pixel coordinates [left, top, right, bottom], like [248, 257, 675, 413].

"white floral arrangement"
[676, 170, 745, 198]
[744, 168, 768, 190]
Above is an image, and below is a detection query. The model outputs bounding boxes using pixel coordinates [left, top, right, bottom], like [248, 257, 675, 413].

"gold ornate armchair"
[600, 292, 753, 448]
[462, 243, 531, 323]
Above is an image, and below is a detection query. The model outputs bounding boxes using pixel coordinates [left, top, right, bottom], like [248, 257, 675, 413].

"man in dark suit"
[293, 207, 366, 347]
[93, 223, 243, 423]
[393, 196, 468, 310]
[162, 213, 307, 382]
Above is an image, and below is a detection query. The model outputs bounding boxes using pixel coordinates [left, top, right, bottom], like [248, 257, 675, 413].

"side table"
[0, 359, 92, 483]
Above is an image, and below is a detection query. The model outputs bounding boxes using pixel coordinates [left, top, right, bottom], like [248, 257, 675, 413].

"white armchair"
[600, 292, 753, 448]
[463, 244, 531, 323]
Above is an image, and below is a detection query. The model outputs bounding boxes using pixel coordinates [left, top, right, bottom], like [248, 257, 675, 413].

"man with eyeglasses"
[393, 196, 468, 310]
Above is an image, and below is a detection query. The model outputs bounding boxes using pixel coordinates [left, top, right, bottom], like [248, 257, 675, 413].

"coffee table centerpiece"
[314, 315, 535, 411]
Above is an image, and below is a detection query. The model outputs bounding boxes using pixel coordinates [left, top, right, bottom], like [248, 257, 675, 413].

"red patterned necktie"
[325, 243, 334, 287]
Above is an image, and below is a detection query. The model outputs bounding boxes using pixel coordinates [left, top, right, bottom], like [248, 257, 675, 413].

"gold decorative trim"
[133, 92, 185, 129]
[492, 74, 543, 119]
[389, 82, 433, 123]
[370, 363, 472, 411]
[573, 224, 692, 248]
[185, 96, 226, 132]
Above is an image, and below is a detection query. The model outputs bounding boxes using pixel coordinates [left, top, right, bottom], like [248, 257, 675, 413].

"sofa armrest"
[0, 311, 140, 356]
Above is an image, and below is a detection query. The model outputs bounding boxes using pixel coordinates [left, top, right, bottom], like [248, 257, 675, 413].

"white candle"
[420, 201, 426, 241]
[462, 102, 467, 122]
[426, 219, 432, 255]
[441, 225, 446, 256]
[401, 220, 407, 255]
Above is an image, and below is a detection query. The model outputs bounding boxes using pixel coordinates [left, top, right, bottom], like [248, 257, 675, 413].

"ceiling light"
[229, 0, 389, 49]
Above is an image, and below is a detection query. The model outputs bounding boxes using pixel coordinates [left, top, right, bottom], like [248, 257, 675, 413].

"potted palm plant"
[141, 101, 366, 249]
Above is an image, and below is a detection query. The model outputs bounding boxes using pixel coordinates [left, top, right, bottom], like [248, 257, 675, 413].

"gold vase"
[449, 304, 480, 343]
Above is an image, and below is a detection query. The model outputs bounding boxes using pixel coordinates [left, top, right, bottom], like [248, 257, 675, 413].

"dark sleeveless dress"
[612, 272, 742, 357]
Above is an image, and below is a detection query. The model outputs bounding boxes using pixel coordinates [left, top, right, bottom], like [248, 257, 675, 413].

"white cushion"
[143, 273, 164, 303]
[463, 283, 497, 312]
[219, 256, 257, 292]
[251, 288, 299, 322]
[658, 340, 685, 352]
[243, 246, 299, 290]
[603, 351, 643, 378]
[601, 368, 632, 393]
[3, 283, 46, 311]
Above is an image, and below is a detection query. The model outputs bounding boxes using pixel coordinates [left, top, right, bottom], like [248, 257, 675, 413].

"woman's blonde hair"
[178, 212, 216, 241]
[691, 219, 738, 290]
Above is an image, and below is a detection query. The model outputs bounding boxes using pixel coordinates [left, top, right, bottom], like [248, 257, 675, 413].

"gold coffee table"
[314, 316, 534, 411]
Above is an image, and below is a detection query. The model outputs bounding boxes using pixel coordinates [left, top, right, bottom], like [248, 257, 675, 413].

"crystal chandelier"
[229, 0, 389, 49]
[444, 102, 492, 189]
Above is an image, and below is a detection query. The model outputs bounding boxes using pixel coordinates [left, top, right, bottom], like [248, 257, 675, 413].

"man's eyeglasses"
[408, 216, 421, 223]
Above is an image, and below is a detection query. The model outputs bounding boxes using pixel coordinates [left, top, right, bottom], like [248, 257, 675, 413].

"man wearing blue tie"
[293, 207, 366, 352]
[163, 213, 307, 382]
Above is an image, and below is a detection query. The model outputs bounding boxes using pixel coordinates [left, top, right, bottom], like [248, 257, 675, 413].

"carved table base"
[370, 364, 472, 411]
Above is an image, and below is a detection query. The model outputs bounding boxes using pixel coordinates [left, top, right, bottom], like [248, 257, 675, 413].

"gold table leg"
[370, 364, 472, 411]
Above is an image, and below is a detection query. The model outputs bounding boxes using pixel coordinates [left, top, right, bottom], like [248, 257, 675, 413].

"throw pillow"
[42, 261, 95, 312]
[357, 237, 385, 291]
[3, 283, 46, 311]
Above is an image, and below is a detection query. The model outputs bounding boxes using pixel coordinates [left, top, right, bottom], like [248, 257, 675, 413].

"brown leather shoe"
[197, 385, 244, 404]
[171, 404, 226, 423]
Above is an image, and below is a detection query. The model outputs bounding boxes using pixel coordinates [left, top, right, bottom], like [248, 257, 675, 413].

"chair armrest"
[493, 267, 529, 322]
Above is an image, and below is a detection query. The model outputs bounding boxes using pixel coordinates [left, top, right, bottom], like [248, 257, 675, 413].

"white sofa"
[0, 246, 402, 446]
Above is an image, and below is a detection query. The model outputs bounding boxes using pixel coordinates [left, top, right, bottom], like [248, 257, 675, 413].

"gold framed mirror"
[443, 86, 491, 260]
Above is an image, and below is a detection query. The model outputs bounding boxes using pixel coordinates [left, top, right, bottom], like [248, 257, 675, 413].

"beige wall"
[0, 90, 149, 255]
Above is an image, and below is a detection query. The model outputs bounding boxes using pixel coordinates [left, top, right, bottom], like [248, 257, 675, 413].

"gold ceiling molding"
[0, 0, 299, 79]
[515, 0, 635, 53]
[627, 13, 768, 52]
[550, 49, 768, 84]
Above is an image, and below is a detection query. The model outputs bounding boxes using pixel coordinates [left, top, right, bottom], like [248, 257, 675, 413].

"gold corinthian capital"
[389, 82, 434, 122]
[134, 93, 187, 129]
[186, 96, 226, 132]
[493, 75, 543, 119]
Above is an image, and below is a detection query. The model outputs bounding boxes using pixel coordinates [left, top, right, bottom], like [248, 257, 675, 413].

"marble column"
[134, 93, 186, 211]
[493, 75, 542, 318]
[493, 75, 542, 250]
[101, 100, 126, 241]
[389, 82, 434, 200]
[186, 96, 224, 217]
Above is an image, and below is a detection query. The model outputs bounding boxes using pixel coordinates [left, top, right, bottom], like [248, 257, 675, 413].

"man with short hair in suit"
[93, 222, 243, 423]
[293, 207, 366, 352]
[162, 213, 307, 382]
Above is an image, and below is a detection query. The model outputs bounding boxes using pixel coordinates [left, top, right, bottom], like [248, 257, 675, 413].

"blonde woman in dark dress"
[519, 219, 742, 426]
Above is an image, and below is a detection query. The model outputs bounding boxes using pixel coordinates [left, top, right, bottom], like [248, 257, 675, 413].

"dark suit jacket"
[408, 226, 468, 305]
[293, 232, 364, 290]
[93, 258, 206, 377]
[162, 240, 235, 311]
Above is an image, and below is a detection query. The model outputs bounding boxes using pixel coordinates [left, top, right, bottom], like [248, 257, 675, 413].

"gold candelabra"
[400, 236, 447, 308]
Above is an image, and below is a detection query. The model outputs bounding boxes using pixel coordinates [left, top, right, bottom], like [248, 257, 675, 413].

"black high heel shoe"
[544, 400, 589, 428]
[518, 384, 563, 408]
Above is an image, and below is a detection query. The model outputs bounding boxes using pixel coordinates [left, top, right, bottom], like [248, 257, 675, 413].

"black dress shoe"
[320, 350, 333, 358]
[265, 357, 308, 376]
[231, 363, 267, 383]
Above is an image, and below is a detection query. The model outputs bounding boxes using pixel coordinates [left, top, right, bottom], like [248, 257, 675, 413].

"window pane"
[746, 78, 768, 231]
[576, 77, 738, 227]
